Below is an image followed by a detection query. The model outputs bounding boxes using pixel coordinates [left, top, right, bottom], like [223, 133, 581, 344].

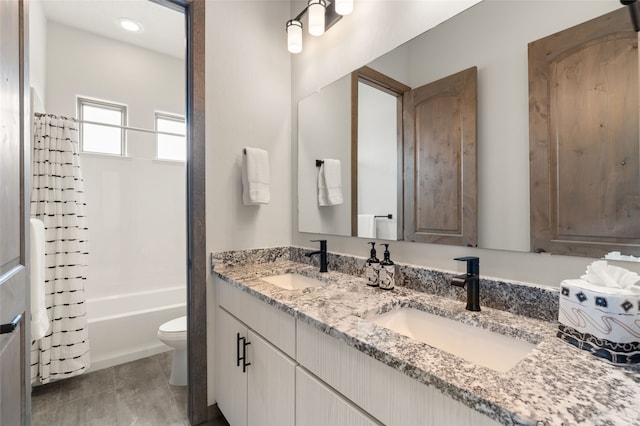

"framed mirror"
[297, 0, 627, 257]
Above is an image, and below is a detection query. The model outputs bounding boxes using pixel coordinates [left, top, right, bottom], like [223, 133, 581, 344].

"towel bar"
[374, 214, 393, 219]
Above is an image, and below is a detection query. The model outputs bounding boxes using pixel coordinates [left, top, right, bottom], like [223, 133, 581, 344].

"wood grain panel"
[247, 330, 295, 426]
[529, 8, 640, 257]
[215, 307, 248, 426]
[0, 0, 29, 423]
[0, 0, 21, 271]
[404, 67, 477, 246]
[296, 320, 499, 426]
[217, 277, 296, 358]
[296, 367, 380, 426]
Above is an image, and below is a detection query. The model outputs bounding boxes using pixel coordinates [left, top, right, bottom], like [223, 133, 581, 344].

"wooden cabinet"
[215, 278, 296, 426]
[215, 307, 249, 426]
[247, 330, 295, 426]
[403, 66, 478, 247]
[214, 277, 498, 426]
[529, 8, 640, 257]
[296, 320, 499, 426]
[296, 367, 379, 426]
[216, 308, 295, 426]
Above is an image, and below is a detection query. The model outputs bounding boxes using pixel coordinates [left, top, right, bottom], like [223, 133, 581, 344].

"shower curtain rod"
[34, 112, 185, 138]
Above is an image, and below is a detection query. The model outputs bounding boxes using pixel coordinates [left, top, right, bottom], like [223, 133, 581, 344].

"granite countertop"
[212, 259, 640, 426]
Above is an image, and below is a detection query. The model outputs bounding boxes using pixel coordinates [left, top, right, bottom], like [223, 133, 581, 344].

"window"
[156, 113, 186, 161]
[78, 98, 127, 155]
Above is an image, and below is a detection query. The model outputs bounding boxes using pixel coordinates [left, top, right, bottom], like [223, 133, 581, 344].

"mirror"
[298, 0, 624, 255]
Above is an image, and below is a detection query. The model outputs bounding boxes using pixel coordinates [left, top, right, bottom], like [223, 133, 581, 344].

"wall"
[29, 0, 47, 112]
[45, 22, 186, 299]
[205, 0, 293, 405]
[298, 75, 351, 236]
[358, 82, 397, 240]
[292, 1, 640, 286]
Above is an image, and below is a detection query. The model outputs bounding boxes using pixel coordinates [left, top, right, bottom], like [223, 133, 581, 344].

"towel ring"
[315, 160, 324, 167]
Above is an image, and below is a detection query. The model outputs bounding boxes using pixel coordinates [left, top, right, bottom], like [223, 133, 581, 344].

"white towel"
[242, 147, 270, 205]
[30, 218, 50, 340]
[318, 159, 343, 206]
[376, 217, 397, 240]
[358, 214, 376, 238]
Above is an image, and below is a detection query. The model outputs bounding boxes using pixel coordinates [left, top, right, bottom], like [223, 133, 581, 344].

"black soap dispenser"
[365, 242, 381, 287]
[379, 244, 395, 290]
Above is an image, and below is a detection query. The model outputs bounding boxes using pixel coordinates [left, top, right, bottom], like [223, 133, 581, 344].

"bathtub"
[86, 285, 186, 371]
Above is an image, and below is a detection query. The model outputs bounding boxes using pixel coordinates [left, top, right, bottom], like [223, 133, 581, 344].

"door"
[216, 307, 248, 426]
[403, 66, 477, 247]
[528, 7, 640, 257]
[247, 330, 295, 426]
[0, 0, 30, 424]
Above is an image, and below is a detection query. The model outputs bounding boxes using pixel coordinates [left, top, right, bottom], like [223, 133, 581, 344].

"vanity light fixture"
[286, 0, 349, 53]
[334, 0, 353, 16]
[308, 0, 327, 36]
[287, 20, 303, 53]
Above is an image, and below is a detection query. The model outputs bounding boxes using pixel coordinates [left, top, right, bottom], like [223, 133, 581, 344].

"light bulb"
[286, 20, 303, 54]
[308, 0, 326, 36]
[335, 0, 353, 16]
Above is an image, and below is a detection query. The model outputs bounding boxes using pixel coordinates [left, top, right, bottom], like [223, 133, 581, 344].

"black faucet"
[451, 256, 480, 311]
[305, 239, 328, 272]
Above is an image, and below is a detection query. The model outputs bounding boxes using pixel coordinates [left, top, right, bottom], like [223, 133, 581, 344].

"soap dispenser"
[378, 244, 395, 290]
[365, 242, 381, 287]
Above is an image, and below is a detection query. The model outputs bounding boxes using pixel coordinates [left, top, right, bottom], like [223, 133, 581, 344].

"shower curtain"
[30, 113, 90, 384]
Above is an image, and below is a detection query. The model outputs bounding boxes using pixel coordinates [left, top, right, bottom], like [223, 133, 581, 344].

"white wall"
[29, 0, 47, 112]
[205, 0, 293, 405]
[358, 82, 397, 240]
[292, 1, 640, 286]
[45, 22, 186, 300]
[298, 75, 351, 236]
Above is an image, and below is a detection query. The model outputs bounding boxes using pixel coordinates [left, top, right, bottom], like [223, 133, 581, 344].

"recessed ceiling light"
[118, 18, 143, 33]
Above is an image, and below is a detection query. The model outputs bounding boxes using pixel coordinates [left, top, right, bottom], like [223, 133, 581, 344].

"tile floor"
[31, 351, 229, 426]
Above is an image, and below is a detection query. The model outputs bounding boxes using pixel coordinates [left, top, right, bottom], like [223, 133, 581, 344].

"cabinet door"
[403, 66, 477, 247]
[529, 7, 640, 257]
[296, 367, 380, 426]
[216, 307, 248, 426]
[247, 330, 295, 426]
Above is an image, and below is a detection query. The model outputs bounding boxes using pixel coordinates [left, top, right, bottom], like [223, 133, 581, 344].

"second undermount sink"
[261, 273, 326, 291]
[369, 308, 537, 372]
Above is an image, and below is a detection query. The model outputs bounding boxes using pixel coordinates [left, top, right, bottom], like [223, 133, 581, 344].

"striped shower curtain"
[30, 114, 91, 384]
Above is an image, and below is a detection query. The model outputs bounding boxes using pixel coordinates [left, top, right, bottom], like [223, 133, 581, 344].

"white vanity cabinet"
[214, 275, 499, 426]
[215, 278, 296, 426]
[296, 320, 500, 426]
[296, 366, 381, 426]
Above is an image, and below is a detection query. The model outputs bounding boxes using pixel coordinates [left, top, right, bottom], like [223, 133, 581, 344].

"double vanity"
[212, 247, 640, 426]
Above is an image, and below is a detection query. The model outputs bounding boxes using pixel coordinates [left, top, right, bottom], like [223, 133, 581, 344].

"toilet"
[157, 316, 187, 386]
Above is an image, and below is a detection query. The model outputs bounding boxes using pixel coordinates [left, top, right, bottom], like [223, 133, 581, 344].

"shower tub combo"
[86, 285, 186, 371]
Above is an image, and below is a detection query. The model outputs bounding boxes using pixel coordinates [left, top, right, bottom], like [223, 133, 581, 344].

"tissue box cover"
[558, 282, 640, 365]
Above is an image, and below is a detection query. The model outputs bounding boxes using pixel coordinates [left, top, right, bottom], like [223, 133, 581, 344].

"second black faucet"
[451, 256, 481, 311]
[306, 239, 328, 272]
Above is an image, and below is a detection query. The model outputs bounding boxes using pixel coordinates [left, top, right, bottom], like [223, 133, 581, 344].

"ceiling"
[39, 0, 185, 59]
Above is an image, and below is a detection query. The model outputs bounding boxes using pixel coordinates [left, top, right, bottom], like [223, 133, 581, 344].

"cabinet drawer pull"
[0, 314, 22, 335]
[242, 339, 251, 373]
[236, 332, 243, 367]
[236, 333, 251, 372]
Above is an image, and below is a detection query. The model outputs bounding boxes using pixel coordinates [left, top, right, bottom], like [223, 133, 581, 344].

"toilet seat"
[159, 315, 186, 334]
[158, 316, 187, 349]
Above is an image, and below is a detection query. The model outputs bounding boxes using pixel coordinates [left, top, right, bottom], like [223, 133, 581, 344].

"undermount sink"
[369, 308, 537, 372]
[261, 273, 326, 291]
